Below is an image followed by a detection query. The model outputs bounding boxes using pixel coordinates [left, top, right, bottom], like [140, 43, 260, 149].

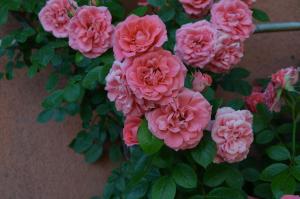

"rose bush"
[0, 0, 300, 199]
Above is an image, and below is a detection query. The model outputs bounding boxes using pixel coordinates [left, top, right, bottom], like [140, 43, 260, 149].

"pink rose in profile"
[179, 0, 213, 17]
[242, 0, 256, 7]
[105, 61, 154, 116]
[211, 0, 255, 41]
[192, 72, 212, 92]
[123, 116, 141, 146]
[281, 195, 300, 199]
[175, 20, 217, 68]
[146, 89, 212, 151]
[263, 82, 281, 112]
[212, 107, 253, 163]
[113, 15, 167, 61]
[138, 0, 148, 6]
[39, 0, 77, 38]
[68, 6, 114, 58]
[206, 32, 244, 73]
[245, 89, 264, 113]
[271, 67, 299, 89]
[125, 49, 187, 105]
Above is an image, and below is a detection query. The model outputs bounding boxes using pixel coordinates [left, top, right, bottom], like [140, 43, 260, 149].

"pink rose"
[68, 6, 114, 58]
[212, 107, 253, 163]
[245, 90, 264, 113]
[175, 20, 217, 68]
[113, 15, 167, 61]
[242, 0, 256, 7]
[105, 61, 154, 116]
[263, 82, 281, 112]
[179, 0, 213, 18]
[192, 72, 212, 92]
[138, 0, 149, 6]
[39, 0, 77, 38]
[146, 89, 212, 151]
[125, 48, 187, 105]
[123, 116, 141, 146]
[281, 195, 300, 199]
[211, 0, 255, 41]
[271, 67, 299, 89]
[206, 32, 244, 73]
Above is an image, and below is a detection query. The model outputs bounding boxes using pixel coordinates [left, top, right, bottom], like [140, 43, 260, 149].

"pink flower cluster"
[105, 14, 212, 150]
[246, 66, 299, 113]
[39, 0, 114, 58]
[175, 0, 254, 73]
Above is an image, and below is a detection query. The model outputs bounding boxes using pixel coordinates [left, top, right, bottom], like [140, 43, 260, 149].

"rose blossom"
[192, 72, 212, 92]
[206, 32, 244, 73]
[123, 116, 141, 146]
[125, 48, 187, 105]
[263, 82, 281, 112]
[105, 61, 153, 116]
[39, 0, 77, 38]
[138, 0, 148, 6]
[281, 195, 300, 199]
[211, 0, 255, 41]
[179, 0, 213, 18]
[146, 88, 212, 151]
[271, 67, 299, 89]
[245, 89, 264, 113]
[175, 20, 217, 68]
[113, 15, 167, 61]
[68, 6, 114, 58]
[212, 107, 253, 163]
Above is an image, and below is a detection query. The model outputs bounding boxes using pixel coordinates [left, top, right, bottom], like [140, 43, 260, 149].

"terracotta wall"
[0, 1, 299, 199]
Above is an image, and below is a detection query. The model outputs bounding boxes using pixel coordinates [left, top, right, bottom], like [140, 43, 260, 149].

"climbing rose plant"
[0, 0, 300, 199]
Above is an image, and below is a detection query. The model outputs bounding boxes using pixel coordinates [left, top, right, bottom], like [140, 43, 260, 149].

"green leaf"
[295, 156, 300, 165]
[172, 163, 197, 189]
[63, 84, 81, 102]
[84, 143, 103, 163]
[27, 65, 38, 78]
[37, 109, 54, 123]
[15, 27, 35, 43]
[256, 130, 274, 144]
[148, 0, 165, 7]
[191, 135, 216, 168]
[271, 171, 296, 199]
[266, 145, 291, 161]
[226, 99, 245, 110]
[254, 183, 273, 199]
[252, 8, 270, 22]
[291, 165, 300, 181]
[132, 6, 148, 16]
[0, 7, 8, 25]
[221, 79, 252, 96]
[226, 67, 250, 79]
[253, 114, 268, 133]
[208, 187, 245, 199]
[103, 1, 125, 20]
[225, 167, 244, 189]
[42, 90, 64, 109]
[203, 164, 228, 187]
[151, 176, 176, 199]
[260, 163, 289, 181]
[82, 66, 102, 89]
[137, 119, 163, 155]
[109, 145, 122, 162]
[45, 73, 59, 92]
[277, 123, 293, 135]
[202, 87, 215, 102]
[98, 64, 111, 84]
[69, 131, 94, 153]
[158, 6, 175, 22]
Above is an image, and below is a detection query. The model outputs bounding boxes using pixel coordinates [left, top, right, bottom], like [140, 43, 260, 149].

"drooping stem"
[255, 22, 300, 33]
[292, 106, 297, 162]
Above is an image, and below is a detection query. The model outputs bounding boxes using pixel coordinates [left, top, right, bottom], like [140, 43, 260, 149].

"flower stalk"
[255, 22, 300, 33]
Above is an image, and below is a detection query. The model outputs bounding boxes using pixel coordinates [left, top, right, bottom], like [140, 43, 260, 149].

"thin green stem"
[292, 107, 297, 162]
